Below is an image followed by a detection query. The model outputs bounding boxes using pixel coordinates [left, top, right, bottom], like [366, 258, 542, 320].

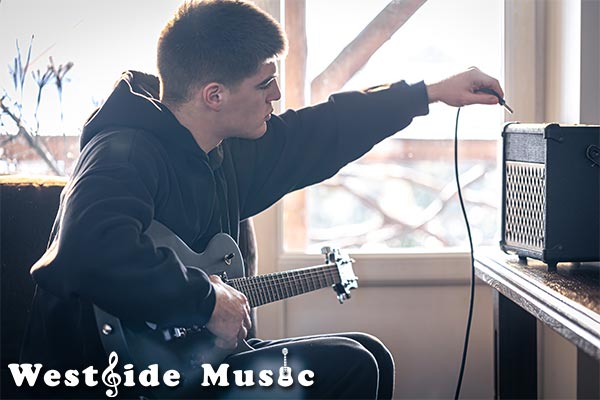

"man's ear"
[201, 82, 225, 111]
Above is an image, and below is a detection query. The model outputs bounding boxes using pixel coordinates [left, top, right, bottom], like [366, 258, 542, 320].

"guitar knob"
[224, 253, 235, 266]
[102, 324, 113, 335]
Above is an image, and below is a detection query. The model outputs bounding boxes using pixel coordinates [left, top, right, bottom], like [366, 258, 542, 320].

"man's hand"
[206, 275, 252, 349]
[426, 67, 504, 107]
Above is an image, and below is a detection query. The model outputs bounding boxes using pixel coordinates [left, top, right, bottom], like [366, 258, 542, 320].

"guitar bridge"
[162, 325, 203, 341]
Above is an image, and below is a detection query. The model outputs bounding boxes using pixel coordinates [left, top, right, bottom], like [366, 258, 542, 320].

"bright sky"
[0, 0, 182, 135]
[305, 0, 504, 139]
[0, 0, 503, 138]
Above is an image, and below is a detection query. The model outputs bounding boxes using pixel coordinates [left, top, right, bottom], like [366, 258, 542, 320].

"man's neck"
[163, 100, 222, 154]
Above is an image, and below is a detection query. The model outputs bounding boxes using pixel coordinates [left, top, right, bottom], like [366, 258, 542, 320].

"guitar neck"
[228, 264, 341, 308]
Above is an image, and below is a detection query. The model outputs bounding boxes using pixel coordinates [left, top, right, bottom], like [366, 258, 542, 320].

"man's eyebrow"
[256, 75, 277, 88]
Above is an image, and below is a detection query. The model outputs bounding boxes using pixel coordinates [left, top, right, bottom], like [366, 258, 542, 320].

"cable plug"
[476, 87, 513, 114]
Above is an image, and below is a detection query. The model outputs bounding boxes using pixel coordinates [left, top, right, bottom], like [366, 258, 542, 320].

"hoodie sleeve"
[230, 80, 429, 219]
[30, 130, 215, 328]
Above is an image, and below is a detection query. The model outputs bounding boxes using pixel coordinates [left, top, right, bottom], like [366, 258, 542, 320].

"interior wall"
[580, 0, 600, 124]
[544, 0, 582, 124]
[284, 283, 494, 399]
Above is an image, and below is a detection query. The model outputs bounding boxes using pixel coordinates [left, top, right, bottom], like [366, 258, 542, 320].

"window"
[282, 0, 504, 253]
[1, 0, 504, 254]
[0, 0, 182, 175]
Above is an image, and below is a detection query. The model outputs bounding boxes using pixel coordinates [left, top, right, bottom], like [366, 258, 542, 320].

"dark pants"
[200, 332, 394, 399]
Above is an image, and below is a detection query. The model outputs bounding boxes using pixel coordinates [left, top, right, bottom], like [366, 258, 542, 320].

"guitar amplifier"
[500, 123, 600, 270]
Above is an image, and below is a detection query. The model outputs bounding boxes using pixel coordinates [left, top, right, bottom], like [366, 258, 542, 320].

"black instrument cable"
[453, 88, 511, 399]
[452, 106, 476, 400]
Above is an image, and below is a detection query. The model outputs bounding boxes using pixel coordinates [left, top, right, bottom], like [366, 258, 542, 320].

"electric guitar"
[93, 220, 358, 395]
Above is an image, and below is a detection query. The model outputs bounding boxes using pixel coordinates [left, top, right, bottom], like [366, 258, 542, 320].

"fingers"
[209, 274, 224, 285]
[213, 322, 246, 349]
[238, 325, 248, 341]
[487, 77, 504, 99]
[214, 337, 238, 350]
[243, 304, 252, 330]
[427, 67, 505, 107]
[214, 325, 247, 350]
[470, 68, 504, 99]
[470, 92, 500, 105]
[206, 274, 252, 350]
[238, 300, 251, 341]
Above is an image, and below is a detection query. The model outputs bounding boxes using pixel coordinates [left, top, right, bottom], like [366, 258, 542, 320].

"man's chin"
[233, 124, 267, 140]
[252, 124, 268, 139]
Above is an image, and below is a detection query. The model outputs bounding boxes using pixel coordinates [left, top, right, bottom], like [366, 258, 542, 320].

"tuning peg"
[337, 292, 352, 304]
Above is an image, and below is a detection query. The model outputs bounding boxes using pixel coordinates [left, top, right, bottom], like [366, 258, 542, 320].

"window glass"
[0, 0, 182, 174]
[283, 0, 504, 253]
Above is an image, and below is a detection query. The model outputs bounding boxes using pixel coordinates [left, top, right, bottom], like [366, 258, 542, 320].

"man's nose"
[268, 80, 281, 102]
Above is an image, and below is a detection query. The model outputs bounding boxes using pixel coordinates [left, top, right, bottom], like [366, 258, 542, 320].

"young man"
[22, 0, 504, 398]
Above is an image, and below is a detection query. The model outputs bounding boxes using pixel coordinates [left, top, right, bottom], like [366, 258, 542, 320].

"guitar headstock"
[321, 246, 358, 303]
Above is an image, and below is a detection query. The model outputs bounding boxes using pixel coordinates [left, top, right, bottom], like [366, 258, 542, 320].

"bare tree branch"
[0, 96, 62, 175]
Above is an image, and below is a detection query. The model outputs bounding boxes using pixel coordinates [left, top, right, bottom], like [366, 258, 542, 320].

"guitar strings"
[232, 270, 339, 307]
[229, 265, 342, 307]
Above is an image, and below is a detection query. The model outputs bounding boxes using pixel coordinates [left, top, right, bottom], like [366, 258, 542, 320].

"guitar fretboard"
[228, 264, 340, 307]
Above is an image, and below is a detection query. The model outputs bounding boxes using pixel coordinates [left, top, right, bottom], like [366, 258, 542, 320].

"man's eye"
[259, 79, 275, 90]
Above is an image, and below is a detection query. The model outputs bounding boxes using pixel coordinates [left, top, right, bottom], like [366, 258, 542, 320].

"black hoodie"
[22, 71, 429, 369]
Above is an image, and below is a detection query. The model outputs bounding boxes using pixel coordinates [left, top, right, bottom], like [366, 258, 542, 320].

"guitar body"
[146, 220, 245, 280]
[94, 221, 252, 396]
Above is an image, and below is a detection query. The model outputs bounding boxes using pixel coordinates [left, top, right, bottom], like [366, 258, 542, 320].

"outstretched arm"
[233, 68, 505, 219]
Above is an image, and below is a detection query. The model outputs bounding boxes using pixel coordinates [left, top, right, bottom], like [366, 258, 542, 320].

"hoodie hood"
[80, 71, 204, 161]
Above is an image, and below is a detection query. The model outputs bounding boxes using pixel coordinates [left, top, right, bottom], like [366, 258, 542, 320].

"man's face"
[221, 61, 281, 140]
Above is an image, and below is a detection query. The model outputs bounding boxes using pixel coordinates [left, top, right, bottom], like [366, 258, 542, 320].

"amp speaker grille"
[505, 161, 545, 250]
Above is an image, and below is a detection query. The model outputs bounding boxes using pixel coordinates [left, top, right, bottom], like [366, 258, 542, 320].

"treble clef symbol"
[101, 351, 122, 398]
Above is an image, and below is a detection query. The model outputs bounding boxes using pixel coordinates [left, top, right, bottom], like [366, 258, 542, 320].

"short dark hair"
[157, 0, 288, 105]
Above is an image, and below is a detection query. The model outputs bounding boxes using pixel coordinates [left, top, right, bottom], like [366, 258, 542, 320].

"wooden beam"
[284, 0, 307, 110]
[310, 0, 428, 104]
[252, 0, 281, 20]
[282, 0, 308, 251]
